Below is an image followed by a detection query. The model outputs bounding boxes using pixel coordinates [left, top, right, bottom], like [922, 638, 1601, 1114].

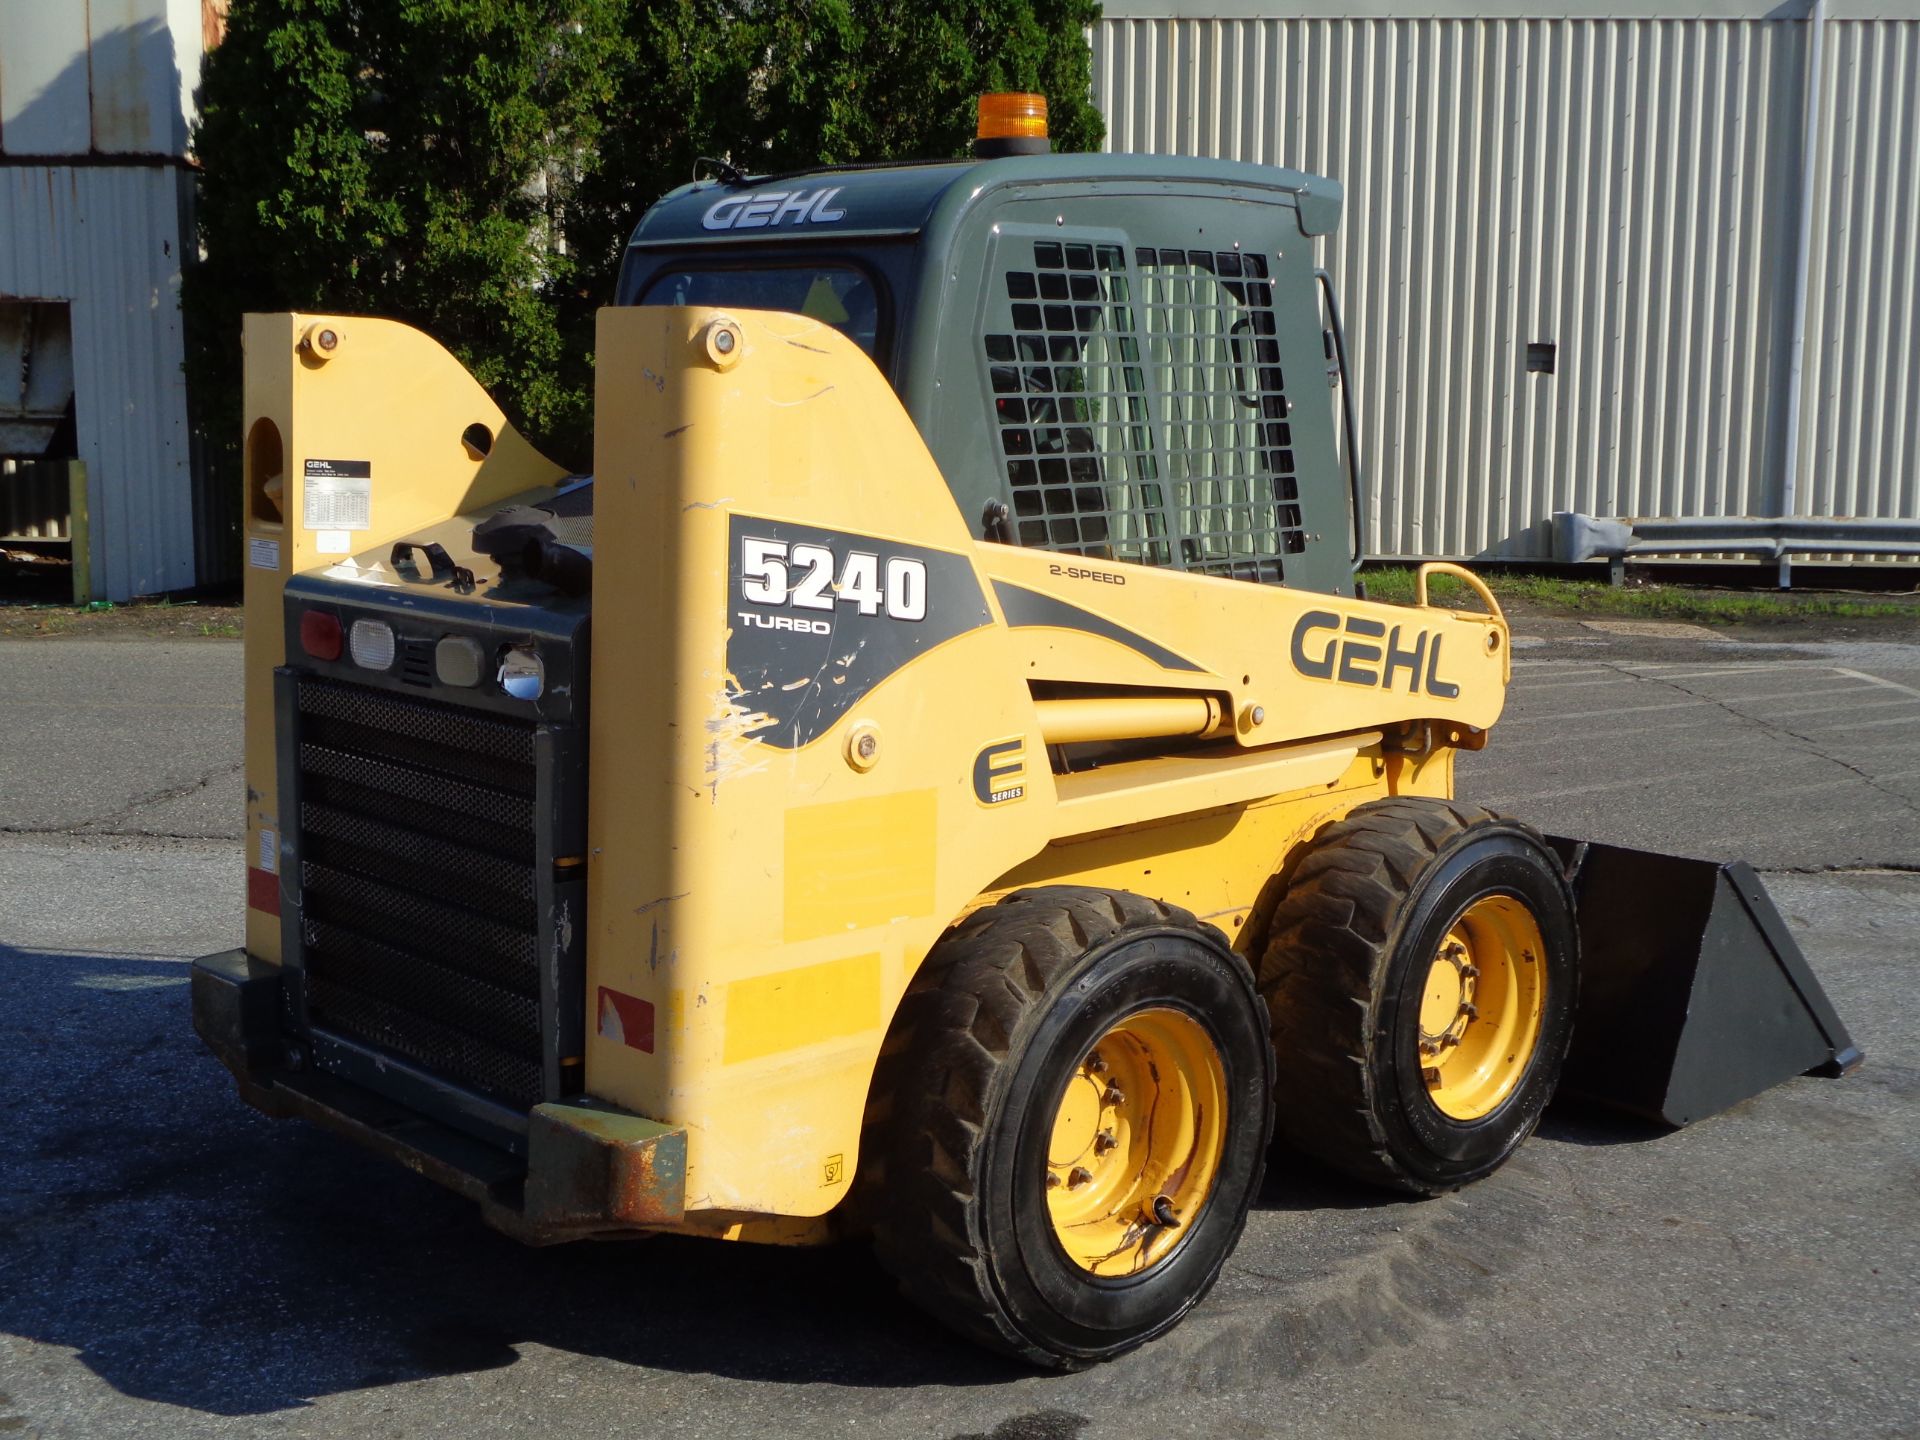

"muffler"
[1548, 838, 1863, 1126]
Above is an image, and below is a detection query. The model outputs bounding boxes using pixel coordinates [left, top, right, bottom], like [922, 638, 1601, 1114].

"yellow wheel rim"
[1044, 1008, 1227, 1275]
[1416, 895, 1547, 1121]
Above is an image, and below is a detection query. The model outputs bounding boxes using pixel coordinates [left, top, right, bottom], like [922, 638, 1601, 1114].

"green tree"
[562, 0, 1105, 295]
[188, 0, 1106, 475]
[188, 0, 623, 466]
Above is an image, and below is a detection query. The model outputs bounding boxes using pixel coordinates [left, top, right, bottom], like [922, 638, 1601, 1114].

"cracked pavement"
[0, 643, 243, 841]
[2, 622, 1918, 1439]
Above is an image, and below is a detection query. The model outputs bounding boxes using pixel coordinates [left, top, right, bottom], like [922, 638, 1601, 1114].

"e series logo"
[973, 738, 1027, 806]
[1290, 611, 1461, 698]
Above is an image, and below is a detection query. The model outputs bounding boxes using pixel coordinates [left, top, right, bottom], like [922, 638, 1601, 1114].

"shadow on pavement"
[1536, 1101, 1679, 1148]
[0, 945, 1033, 1415]
[0, 943, 1667, 1416]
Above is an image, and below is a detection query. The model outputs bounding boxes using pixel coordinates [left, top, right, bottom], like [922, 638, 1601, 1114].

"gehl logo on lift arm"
[1290, 611, 1460, 698]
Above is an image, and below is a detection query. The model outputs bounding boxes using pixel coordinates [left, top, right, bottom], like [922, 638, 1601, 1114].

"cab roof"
[626, 152, 1344, 251]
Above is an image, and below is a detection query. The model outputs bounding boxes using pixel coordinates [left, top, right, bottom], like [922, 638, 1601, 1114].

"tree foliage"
[188, 0, 1105, 469]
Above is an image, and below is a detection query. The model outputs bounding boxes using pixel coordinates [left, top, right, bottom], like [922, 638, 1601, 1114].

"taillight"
[299, 610, 342, 661]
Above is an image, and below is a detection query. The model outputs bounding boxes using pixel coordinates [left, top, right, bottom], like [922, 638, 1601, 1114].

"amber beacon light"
[974, 92, 1051, 157]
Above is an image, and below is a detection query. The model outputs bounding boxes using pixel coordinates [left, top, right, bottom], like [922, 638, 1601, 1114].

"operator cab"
[614, 97, 1360, 599]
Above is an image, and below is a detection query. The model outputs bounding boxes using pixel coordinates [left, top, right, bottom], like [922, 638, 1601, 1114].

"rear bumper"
[192, 948, 686, 1244]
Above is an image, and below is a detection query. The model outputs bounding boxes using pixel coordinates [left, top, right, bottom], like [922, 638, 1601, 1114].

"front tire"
[1259, 799, 1578, 1196]
[867, 886, 1274, 1367]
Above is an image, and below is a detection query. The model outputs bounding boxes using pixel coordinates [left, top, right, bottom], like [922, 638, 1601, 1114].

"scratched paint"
[702, 680, 773, 802]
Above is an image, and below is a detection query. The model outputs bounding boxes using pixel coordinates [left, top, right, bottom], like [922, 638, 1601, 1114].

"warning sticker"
[247, 536, 280, 571]
[303, 459, 372, 531]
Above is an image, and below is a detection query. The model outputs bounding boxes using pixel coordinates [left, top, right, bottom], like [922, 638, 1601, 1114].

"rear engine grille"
[294, 676, 544, 1108]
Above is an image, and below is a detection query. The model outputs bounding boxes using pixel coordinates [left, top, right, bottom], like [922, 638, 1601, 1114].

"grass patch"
[0, 598, 244, 640]
[1360, 566, 1919, 625]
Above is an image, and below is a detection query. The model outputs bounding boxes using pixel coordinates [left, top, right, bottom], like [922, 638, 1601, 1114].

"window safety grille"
[983, 237, 1304, 580]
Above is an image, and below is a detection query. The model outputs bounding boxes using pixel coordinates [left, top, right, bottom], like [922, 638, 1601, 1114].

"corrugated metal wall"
[1, 0, 211, 597]
[1093, 4, 1920, 562]
[0, 166, 198, 598]
[1797, 18, 1920, 530]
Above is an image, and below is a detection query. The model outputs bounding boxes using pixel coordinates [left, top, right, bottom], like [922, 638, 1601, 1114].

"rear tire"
[1259, 798, 1577, 1196]
[867, 886, 1273, 1367]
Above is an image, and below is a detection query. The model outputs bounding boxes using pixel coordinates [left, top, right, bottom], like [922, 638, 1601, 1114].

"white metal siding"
[1094, 8, 1919, 561]
[0, 165, 197, 598]
[1797, 20, 1920, 532]
[0, 0, 203, 158]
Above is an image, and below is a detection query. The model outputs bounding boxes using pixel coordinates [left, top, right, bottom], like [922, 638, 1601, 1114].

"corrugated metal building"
[0, 1, 221, 599]
[1092, 2, 1920, 565]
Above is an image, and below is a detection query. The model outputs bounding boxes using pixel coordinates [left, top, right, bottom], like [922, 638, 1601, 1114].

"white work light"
[435, 635, 485, 688]
[348, 618, 396, 671]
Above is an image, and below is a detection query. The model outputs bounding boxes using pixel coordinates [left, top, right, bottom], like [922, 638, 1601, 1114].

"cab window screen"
[981, 236, 1302, 581]
[638, 265, 880, 356]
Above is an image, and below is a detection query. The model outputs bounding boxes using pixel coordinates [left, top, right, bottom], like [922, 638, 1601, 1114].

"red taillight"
[300, 610, 342, 660]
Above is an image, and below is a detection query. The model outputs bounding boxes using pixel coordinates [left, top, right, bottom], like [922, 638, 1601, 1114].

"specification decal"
[302, 459, 372, 531]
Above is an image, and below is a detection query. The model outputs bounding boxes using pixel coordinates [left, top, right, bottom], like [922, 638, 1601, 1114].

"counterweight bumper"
[191, 949, 686, 1243]
[1549, 840, 1864, 1126]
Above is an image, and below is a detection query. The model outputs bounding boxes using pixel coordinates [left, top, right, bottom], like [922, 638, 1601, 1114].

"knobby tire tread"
[1258, 797, 1530, 1196]
[866, 885, 1222, 1366]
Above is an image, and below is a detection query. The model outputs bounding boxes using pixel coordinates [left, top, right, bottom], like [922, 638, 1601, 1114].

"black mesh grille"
[984, 237, 1303, 579]
[295, 676, 544, 1108]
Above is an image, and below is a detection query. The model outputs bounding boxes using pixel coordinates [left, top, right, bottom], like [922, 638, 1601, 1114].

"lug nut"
[1461, 965, 1480, 981]
[1103, 1083, 1126, 1106]
[1094, 1129, 1118, 1155]
[1152, 1196, 1181, 1228]
[1068, 1167, 1093, 1189]
[1045, 1171, 1061, 1190]
[1461, 1003, 1479, 1022]
[1086, 1051, 1107, 1074]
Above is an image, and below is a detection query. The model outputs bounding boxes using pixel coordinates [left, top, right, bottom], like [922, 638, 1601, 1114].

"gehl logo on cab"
[703, 186, 846, 231]
[1290, 610, 1461, 698]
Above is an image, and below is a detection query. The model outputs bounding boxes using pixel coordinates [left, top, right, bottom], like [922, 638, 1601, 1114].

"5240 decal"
[739, 536, 928, 622]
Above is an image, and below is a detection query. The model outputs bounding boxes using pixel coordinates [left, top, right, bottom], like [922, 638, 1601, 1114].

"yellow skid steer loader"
[193, 99, 1859, 1366]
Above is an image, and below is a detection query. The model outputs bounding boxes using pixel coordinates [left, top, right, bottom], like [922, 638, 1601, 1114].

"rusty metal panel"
[1093, 8, 1919, 563]
[86, 0, 190, 156]
[0, 457, 70, 541]
[0, 164, 197, 597]
[0, 300, 75, 455]
[0, 0, 203, 158]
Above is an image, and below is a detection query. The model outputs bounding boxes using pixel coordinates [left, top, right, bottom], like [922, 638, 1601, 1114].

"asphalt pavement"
[2, 623, 1916, 1440]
